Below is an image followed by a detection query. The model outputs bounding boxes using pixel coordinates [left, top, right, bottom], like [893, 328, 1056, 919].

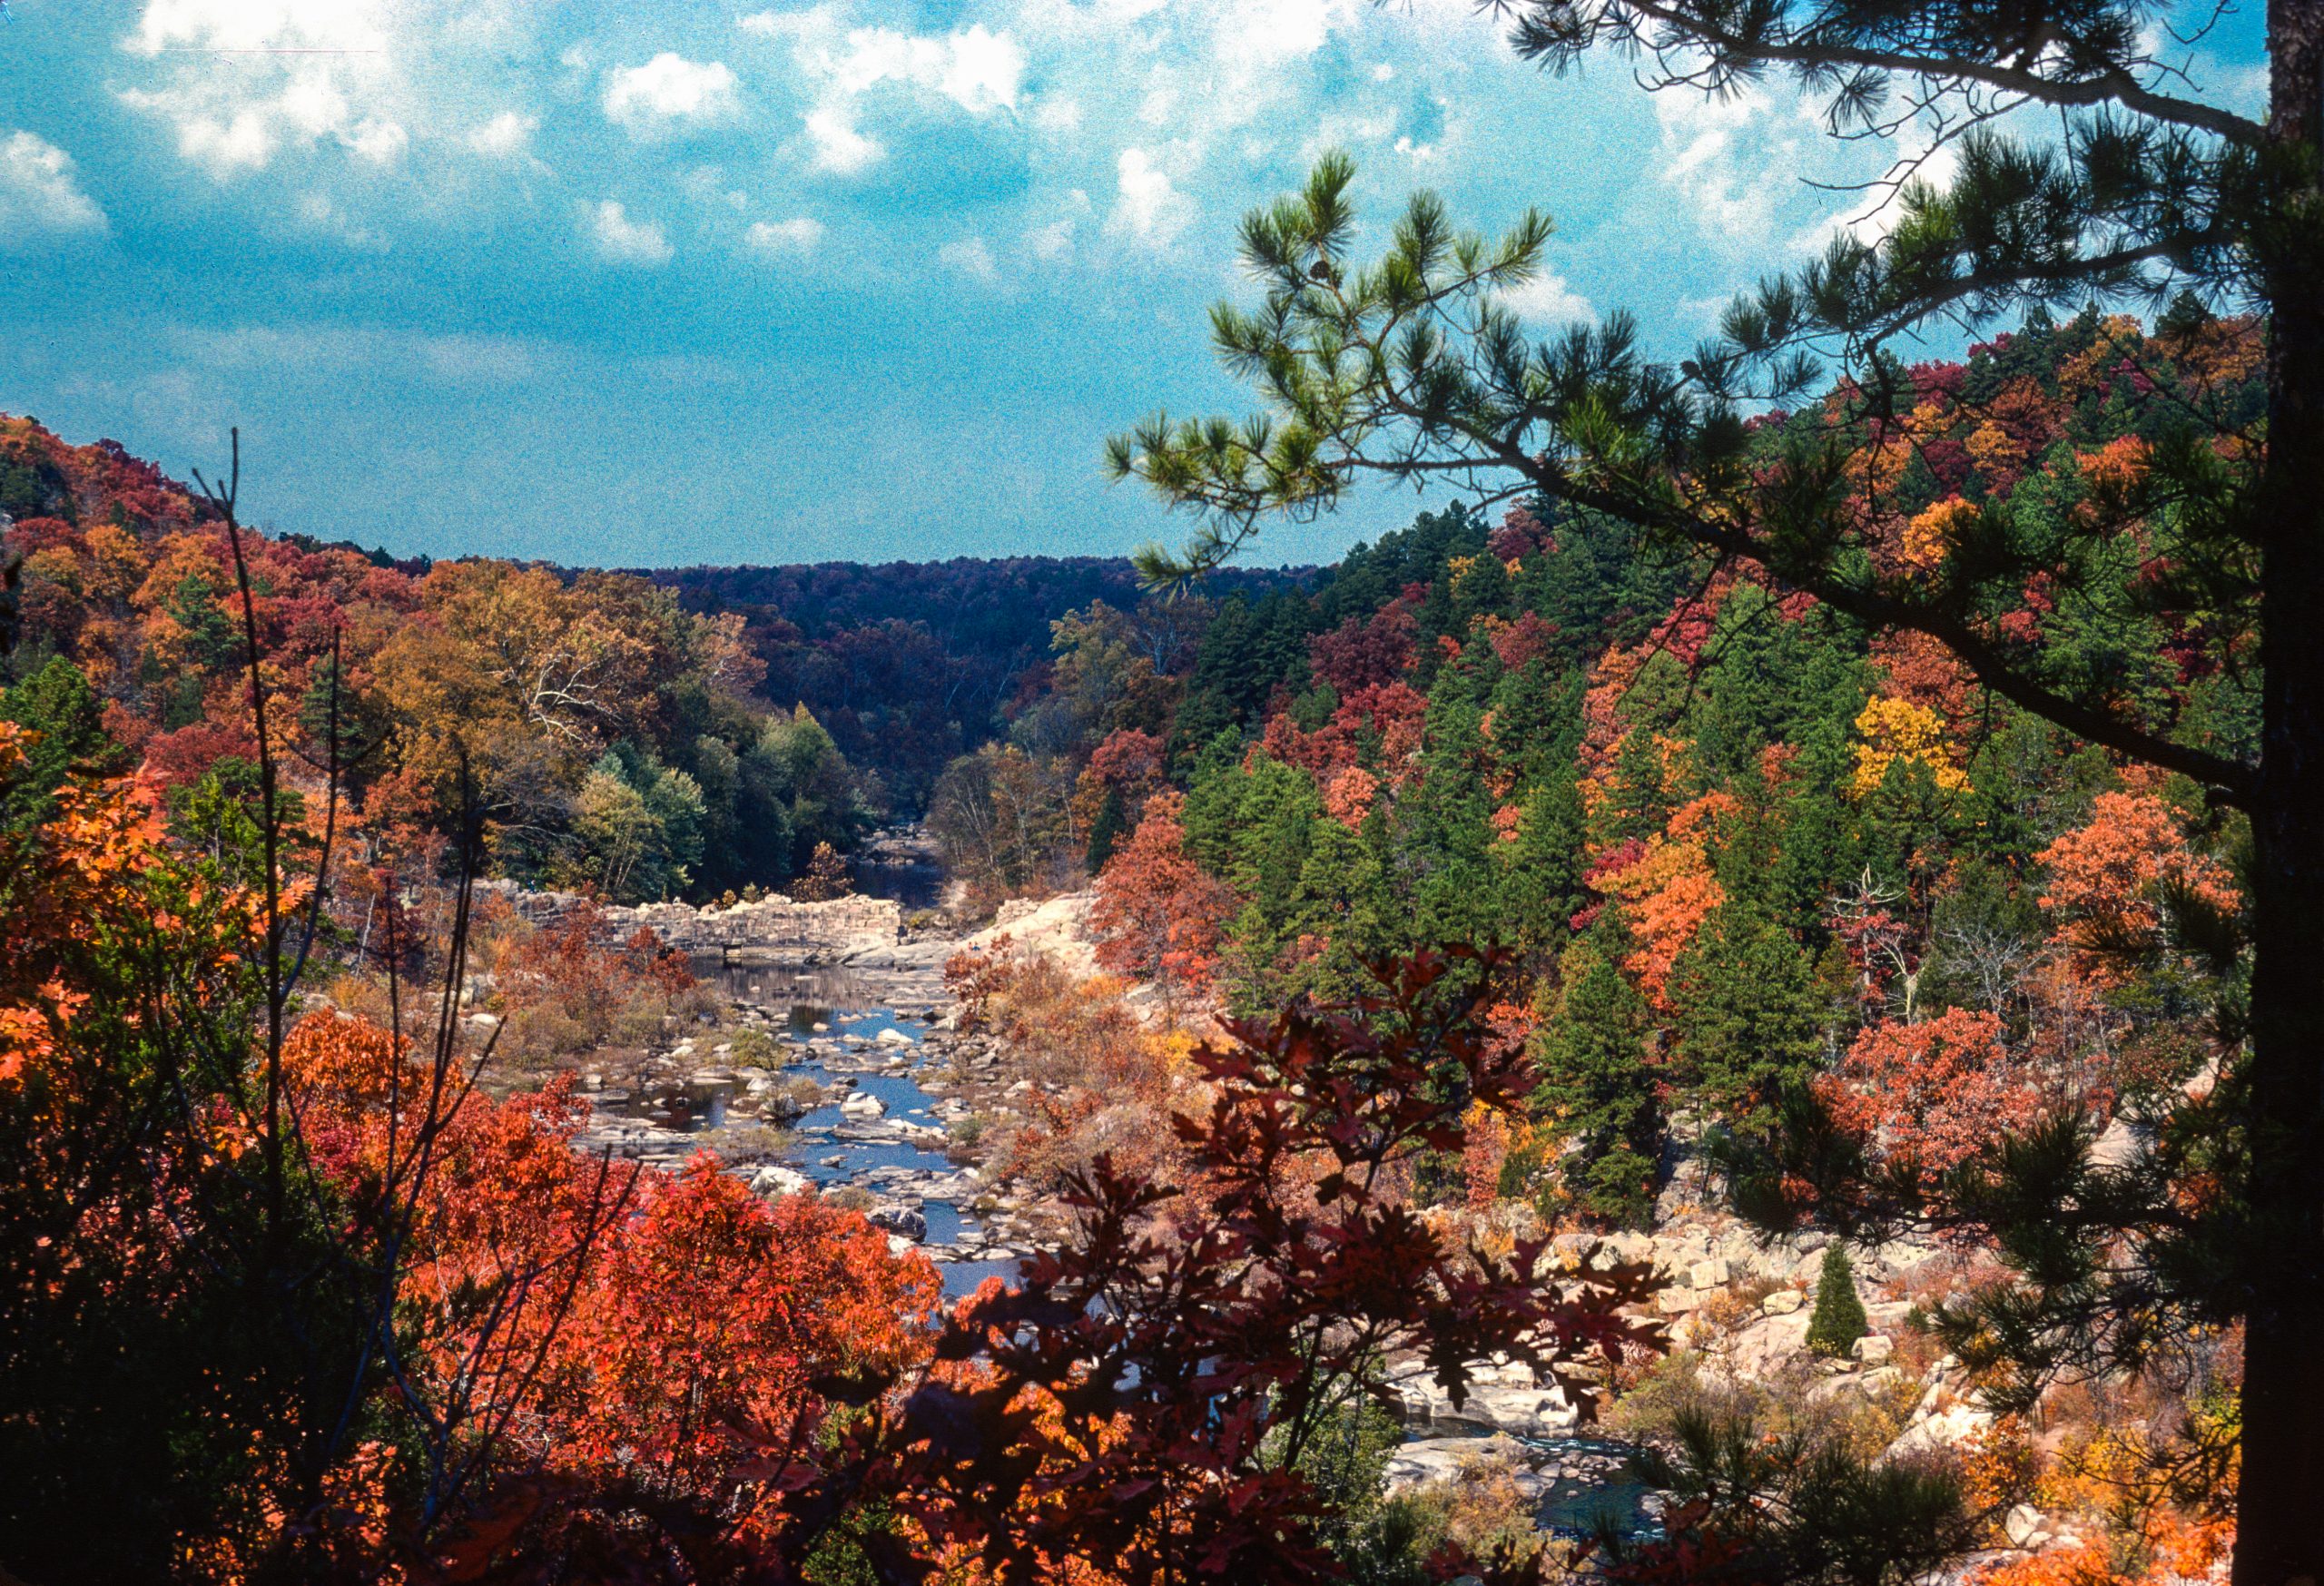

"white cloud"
[803, 105, 882, 173]
[169, 108, 277, 175]
[1217, 0, 1347, 65]
[587, 199, 672, 265]
[124, 0, 388, 58]
[791, 22, 1024, 113]
[763, 15, 1025, 178]
[1031, 95, 1083, 134]
[939, 234, 998, 281]
[747, 215, 825, 253]
[171, 323, 548, 384]
[345, 117, 409, 165]
[467, 111, 537, 158]
[1108, 146, 1193, 248]
[1498, 270, 1596, 328]
[0, 132, 110, 242]
[1027, 216, 1075, 261]
[603, 53, 741, 129]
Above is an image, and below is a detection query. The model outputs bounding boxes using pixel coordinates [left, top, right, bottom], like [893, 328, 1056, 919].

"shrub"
[1807, 1246, 1870, 1358]
[730, 1027, 780, 1069]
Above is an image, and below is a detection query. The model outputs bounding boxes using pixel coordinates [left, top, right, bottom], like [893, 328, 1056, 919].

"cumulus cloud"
[753, 14, 1025, 179]
[0, 132, 109, 242]
[759, 17, 1023, 113]
[468, 111, 538, 158]
[1108, 146, 1193, 248]
[116, 0, 399, 176]
[1497, 269, 1596, 328]
[747, 215, 825, 254]
[803, 105, 883, 174]
[938, 234, 998, 281]
[603, 53, 742, 130]
[587, 199, 672, 265]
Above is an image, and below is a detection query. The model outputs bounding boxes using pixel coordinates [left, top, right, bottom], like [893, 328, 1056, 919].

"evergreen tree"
[1807, 1246, 1870, 1359]
[1497, 772, 1587, 957]
[1118, 4, 2324, 1538]
[1596, 726, 1671, 848]
[0, 657, 123, 837]
[1285, 812, 1399, 1004]
[1085, 783, 1128, 874]
[1403, 650, 1499, 946]
[1533, 921, 1661, 1226]
[1669, 903, 1827, 1134]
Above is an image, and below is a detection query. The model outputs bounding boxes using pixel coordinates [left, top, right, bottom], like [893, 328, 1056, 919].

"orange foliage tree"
[1817, 1010, 2041, 1178]
[1089, 790, 1237, 996]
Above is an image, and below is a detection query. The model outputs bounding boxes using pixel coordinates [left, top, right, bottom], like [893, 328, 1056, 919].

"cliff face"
[479, 882, 901, 959]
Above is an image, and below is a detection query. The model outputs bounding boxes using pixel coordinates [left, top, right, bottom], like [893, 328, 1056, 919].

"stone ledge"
[478, 881, 901, 958]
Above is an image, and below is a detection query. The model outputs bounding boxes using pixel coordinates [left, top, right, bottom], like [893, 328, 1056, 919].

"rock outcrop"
[480, 882, 901, 959]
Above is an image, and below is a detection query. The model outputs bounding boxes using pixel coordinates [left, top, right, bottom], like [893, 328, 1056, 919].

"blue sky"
[0, 0, 2268, 568]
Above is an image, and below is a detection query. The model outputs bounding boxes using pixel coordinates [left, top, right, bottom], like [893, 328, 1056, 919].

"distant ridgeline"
[645, 557, 1313, 813]
[0, 407, 1314, 911]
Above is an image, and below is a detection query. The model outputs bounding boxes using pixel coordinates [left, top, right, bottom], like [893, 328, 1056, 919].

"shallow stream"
[612, 961, 1018, 1297]
[606, 960, 1655, 1533]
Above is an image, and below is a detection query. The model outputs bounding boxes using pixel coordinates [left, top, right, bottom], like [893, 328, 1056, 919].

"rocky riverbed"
[566, 955, 1066, 1297]
[548, 939, 1676, 1537]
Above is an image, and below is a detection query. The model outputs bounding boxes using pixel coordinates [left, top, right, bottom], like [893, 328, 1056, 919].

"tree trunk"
[2234, 5, 2324, 1579]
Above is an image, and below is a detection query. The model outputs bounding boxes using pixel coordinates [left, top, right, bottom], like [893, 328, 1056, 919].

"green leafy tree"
[1084, 783, 1128, 874]
[1807, 1246, 1871, 1360]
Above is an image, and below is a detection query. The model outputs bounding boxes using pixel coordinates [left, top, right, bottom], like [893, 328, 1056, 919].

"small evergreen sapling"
[1807, 1246, 1868, 1358]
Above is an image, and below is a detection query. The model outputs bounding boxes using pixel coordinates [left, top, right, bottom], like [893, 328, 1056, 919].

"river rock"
[1383, 1435, 1547, 1498]
[752, 1164, 812, 1197]
[841, 1092, 886, 1118]
[871, 1204, 929, 1241]
[875, 1028, 912, 1048]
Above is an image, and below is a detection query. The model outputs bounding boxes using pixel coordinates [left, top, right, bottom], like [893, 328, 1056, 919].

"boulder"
[870, 1204, 929, 1241]
[750, 1164, 812, 1198]
[874, 1028, 913, 1048]
[1852, 1334, 1895, 1366]
[1761, 1288, 1805, 1316]
[2004, 1503, 2043, 1550]
[1383, 1435, 1546, 1499]
[1689, 1257, 1730, 1289]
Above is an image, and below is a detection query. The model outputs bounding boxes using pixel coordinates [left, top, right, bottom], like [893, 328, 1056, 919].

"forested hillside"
[920, 307, 2260, 1577]
[654, 557, 1304, 812]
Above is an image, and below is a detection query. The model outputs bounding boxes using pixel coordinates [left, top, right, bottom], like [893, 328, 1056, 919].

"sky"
[0, 0, 2269, 569]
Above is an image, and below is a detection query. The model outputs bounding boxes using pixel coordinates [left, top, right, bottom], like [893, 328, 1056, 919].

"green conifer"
[1533, 919, 1661, 1226]
[1807, 1246, 1869, 1358]
[1085, 784, 1128, 874]
[1670, 903, 1827, 1133]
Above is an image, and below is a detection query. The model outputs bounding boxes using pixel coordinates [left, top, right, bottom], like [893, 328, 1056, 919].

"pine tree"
[1807, 1246, 1869, 1359]
[1115, 15, 2324, 1543]
[1498, 773, 1587, 956]
[1085, 784, 1128, 875]
[1669, 903, 1827, 1133]
[0, 656, 123, 837]
[1533, 921, 1661, 1226]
